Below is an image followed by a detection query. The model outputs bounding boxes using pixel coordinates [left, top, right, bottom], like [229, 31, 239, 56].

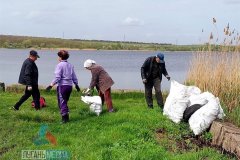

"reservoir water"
[0, 48, 194, 91]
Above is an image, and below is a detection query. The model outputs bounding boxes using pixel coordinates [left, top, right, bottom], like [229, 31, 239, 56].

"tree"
[22, 39, 32, 48]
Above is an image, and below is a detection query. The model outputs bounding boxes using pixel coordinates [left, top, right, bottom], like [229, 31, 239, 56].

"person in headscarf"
[83, 59, 115, 113]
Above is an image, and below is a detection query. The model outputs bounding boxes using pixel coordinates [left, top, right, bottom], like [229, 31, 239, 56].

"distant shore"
[0, 47, 194, 53]
[0, 35, 208, 52]
[1, 35, 237, 52]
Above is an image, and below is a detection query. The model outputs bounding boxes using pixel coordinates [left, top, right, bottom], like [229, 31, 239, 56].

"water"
[0, 48, 194, 91]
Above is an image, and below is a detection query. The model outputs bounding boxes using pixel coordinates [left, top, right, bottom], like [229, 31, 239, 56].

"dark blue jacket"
[18, 58, 38, 86]
[141, 56, 169, 81]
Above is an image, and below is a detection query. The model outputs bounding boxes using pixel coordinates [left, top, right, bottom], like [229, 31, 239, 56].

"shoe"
[158, 105, 164, 109]
[66, 114, 69, 121]
[35, 107, 40, 111]
[61, 114, 69, 124]
[148, 105, 153, 109]
[11, 106, 19, 111]
[108, 108, 115, 113]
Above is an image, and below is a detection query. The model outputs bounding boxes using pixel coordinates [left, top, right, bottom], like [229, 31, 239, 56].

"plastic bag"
[189, 96, 225, 135]
[183, 104, 202, 122]
[163, 80, 200, 123]
[81, 96, 102, 116]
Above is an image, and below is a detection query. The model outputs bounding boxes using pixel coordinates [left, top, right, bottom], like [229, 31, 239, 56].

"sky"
[0, 0, 240, 45]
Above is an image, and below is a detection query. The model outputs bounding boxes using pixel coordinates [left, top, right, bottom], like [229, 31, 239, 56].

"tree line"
[0, 35, 219, 51]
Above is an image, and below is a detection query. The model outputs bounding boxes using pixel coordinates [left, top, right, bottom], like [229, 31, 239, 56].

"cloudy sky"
[0, 0, 239, 44]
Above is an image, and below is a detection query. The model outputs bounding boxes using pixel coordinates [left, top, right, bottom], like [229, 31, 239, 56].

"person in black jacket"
[141, 53, 170, 109]
[13, 50, 40, 110]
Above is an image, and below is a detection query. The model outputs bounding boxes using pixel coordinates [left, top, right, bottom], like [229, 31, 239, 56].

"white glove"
[83, 88, 93, 96]
[27, 86, 32, 91]
[83, 88, 90, 94]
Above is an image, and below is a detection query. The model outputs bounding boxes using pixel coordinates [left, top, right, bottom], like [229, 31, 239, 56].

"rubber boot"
[61, 114, 69, 124]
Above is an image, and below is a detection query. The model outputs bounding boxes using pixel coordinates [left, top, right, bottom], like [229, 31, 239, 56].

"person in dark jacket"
[141, 53, 170, 109]
[13, 50, 40, 110]
[83, 59, 115, 112]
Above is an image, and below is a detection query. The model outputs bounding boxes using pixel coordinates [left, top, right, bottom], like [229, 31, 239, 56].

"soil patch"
[0, 144, 16, 156]
[155, 128, 236, 158]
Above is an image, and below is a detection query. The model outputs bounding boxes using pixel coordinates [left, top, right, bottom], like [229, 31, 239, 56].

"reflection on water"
[0, 49, 193, 91]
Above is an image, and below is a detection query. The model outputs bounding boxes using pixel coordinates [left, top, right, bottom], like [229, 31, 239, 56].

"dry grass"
[187, 51, 240, 111]
[186, 19, 240, 125]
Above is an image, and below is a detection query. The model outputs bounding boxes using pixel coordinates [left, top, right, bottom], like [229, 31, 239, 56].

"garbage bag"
[81, 96, 102, 116]
[189, 96, 225, 135]
[163, 80, 201, 123]
[188, 92, 214, 106]
[183, 104, 203, 122]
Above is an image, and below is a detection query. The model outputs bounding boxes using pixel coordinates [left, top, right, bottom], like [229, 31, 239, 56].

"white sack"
[188, 92, 214, 107]
[81, 96, 102, 116]
[163, 80, 201, 123]
[164, 97, 189, 123]
[189, 96, 225, 135]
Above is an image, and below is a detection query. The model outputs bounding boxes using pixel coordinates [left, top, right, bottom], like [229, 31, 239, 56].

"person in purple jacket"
[46, 50, 80, 123]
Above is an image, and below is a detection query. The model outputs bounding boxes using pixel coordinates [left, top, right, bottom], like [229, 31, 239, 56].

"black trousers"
[14, 85, 40, 110]
[144, 78, 164, 108]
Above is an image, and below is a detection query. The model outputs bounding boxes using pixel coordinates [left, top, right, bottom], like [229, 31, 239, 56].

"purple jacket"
[51, 60, 78, 86]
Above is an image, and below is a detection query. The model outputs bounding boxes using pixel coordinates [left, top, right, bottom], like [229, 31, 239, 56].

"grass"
[0, 89, 235, 160]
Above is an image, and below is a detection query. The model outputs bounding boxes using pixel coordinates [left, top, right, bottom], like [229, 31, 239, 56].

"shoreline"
[3, 84, 173, 93]
[0, 47, 194, 53]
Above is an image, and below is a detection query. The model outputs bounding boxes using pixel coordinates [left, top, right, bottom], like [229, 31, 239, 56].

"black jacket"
[18, 58, 38, 86]
[141, 56, 169, 81]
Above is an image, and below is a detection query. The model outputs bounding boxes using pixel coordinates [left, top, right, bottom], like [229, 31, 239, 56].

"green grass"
[0, 90, 235, 160]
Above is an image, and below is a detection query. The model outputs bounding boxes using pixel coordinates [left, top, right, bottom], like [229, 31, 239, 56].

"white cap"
[84, 59, 96, 68]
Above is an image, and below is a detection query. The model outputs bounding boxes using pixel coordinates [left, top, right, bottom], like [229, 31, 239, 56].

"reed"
[186, 18, 240, 125]
[187, 52, 239, 108]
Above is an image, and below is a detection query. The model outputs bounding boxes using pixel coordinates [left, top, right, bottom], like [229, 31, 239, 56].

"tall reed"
[187, 52, 239, 109]
[186, 19, 240, 125]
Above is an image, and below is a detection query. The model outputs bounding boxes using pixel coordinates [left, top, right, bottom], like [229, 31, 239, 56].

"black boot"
[61, 114, 69, 124]
[66, 114, 69, 122]
[158, 104, 164, 109]
[148, 105, 153, 109]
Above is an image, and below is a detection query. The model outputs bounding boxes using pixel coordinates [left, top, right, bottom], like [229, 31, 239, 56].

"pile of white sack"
[81, 96, 102, 116]
[163, 80, 225, 135]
